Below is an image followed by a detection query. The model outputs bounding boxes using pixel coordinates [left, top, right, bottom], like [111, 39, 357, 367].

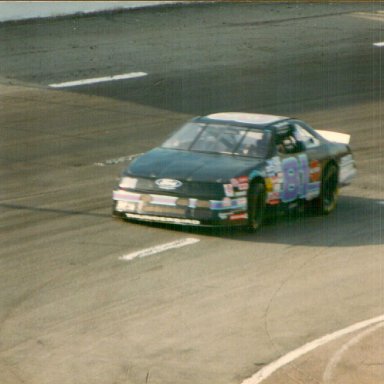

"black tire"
[247, 182, 266, 231]
[316, 164, 338, 215]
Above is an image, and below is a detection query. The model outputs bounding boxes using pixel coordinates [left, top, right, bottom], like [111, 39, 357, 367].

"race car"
[112, 112, 356, 230]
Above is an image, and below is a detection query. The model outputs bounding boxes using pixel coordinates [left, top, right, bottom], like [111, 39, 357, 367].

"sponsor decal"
[222, 197, 232, 208]
[265, 177, 274, 192]
[119, 177, 138, 189]
[113, 190, 141, 202]
[230, 176, 249, 187]
[229, 213, 248, 221]
[238, 182, 249, 191]
[150, 195, 177, 206]
[223, 184, 234, 197]
[236, 197, 247, 207]
[210, 198, 247, 210]
[267, 191, 280, 205]
[155, 178, 183, 190]
[309, 160, 321, 182]
[266, 156, 282, 176]
[280, 154, 320, 202]
[116, 201, 136, 212]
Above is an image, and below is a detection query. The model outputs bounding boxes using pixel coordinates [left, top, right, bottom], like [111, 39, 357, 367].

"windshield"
[162, 122, 271, 158]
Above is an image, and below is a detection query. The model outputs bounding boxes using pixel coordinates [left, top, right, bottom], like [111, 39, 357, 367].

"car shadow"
[132, 195, 383, 248]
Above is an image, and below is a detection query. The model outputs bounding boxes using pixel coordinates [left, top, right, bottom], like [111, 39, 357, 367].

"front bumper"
[112, 189, 248, 226]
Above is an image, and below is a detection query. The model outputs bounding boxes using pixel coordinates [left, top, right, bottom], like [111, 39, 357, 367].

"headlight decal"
[119, 177, 138, 189]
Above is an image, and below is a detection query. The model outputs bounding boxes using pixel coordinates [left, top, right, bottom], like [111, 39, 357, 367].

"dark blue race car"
[113, 112, 356, 230]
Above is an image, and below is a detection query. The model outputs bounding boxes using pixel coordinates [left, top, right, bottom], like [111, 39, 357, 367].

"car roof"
[204, 112, 288, 126]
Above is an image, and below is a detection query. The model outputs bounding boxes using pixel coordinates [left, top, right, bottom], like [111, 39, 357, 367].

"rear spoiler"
[315, 130, 351, 145]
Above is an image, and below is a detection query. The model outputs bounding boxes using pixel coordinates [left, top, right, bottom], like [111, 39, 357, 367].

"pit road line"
[119, 238, 200, 261]
[49, 72, 148, 88]
[241, 314, 384, 384]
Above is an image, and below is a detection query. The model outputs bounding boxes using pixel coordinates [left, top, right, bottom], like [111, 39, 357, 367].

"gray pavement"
[0, 3, 383, 384]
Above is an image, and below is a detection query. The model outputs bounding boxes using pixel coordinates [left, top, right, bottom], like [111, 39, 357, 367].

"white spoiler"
[315, 130, 351, 145]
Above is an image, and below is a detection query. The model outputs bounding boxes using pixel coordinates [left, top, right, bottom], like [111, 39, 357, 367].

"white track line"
[373, 42, 384, 47]
[49, 72, 147, 88]
[94, 153, 143, 166]
[323, 321, 384, 383]
[241, 314, 384, 384]
[119, 238, 200, 261]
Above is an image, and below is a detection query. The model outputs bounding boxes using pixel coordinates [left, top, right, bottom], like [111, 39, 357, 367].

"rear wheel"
[316, 164, 338, 215]
[247, 182, 266, 231]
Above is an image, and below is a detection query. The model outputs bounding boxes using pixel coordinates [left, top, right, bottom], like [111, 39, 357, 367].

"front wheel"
[247, 182, 266, 231]
[316, 164, 338, 215]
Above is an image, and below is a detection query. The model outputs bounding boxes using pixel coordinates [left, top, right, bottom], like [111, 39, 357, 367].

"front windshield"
[162, 122, 271, 158]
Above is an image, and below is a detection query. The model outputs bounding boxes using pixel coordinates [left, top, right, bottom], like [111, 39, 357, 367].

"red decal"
[229, 213, 248, 221]
[309, 160, 321, 182]
[237, 176, 249, 184]
[238, 182, 249, 191]
[231, 176, 249, 187]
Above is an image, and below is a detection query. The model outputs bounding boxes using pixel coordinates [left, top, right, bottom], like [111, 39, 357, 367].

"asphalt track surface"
[0, 3, 383, 384]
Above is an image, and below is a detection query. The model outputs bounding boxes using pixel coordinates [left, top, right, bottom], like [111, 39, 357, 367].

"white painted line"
[378, 201, 384, 205]
[119, 238, 200, 261]
[323, 321, 384, 383]
[373, 42, 384, 47]
[241, 314, 384, 384]
[49, 72, 148, 88]
[94, 153, 143, 167]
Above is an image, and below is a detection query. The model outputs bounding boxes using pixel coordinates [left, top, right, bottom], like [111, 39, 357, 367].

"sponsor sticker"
[119, 177, 138, 189]
[222, 197, 232, 208]
[229, 213, 248, 221]
[224, 184, 234, 197]
[267, 191, 280, 205]
[238, 182, 249, 191]
[309, 160, 321, 182]
[231, 176, 249, 187]
[265, 177, 273, 192]
[116, 201, 136, 212]
[236, 197, 247, 207]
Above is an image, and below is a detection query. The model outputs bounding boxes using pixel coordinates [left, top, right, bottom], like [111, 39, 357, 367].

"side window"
[293, 123, 320, 149]
[276, 125, 304, 155]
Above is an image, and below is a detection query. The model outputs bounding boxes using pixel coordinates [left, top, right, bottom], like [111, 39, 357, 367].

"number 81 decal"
[281, 154, 321, 202]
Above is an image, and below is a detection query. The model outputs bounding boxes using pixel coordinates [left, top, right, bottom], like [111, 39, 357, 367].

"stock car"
[112, 112, 356, 230]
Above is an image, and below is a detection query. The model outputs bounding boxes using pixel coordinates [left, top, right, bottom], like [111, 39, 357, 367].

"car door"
[273, 122, 323, 204]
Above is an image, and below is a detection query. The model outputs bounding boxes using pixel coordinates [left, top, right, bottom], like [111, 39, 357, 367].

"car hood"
[126, 148, 263, 182]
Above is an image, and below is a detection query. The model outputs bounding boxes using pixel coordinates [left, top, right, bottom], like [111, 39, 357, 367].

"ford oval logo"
[155, 178, 183, 190]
